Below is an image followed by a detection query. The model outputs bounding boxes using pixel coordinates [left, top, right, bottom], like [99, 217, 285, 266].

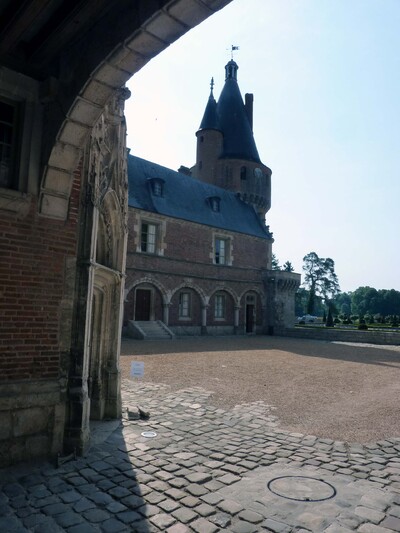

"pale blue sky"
[125, 0, 400, 293]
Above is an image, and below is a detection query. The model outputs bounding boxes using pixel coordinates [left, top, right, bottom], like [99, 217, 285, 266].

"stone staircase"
[127, 320, 175, 340]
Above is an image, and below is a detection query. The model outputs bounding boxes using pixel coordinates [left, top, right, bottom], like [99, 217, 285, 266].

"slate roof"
[199, 91, 218, 130]
[198, 60, 261, 163]
[128, 154, 271, 240]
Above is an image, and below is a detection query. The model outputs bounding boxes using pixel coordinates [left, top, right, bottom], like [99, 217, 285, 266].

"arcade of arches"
[125, 282, 264, 336]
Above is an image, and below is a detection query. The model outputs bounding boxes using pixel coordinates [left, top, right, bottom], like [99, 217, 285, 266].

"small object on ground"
[126, 406, 140, 420]
[56, 448, 76, 468]
[141, 430, 157, 438]
[138, 405, 150, 419]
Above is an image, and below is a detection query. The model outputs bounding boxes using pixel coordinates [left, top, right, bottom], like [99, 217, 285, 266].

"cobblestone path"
[1, 380, 400, 532]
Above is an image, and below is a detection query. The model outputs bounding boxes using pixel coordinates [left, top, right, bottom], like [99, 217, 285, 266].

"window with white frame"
[214, 293, 226, 319]
[178, 292, 191, 319]
[141, 222, 157, 253]
[214, 237, 230, 265]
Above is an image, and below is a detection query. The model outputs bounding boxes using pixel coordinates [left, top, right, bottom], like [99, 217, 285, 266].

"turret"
[193, 78, 223, 184]
[191, 60, 272, 220]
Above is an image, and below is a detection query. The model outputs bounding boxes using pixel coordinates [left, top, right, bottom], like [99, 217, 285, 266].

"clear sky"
[125, 0, 400, 293]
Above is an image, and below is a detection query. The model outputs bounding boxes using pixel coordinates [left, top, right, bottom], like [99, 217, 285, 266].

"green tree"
[302, 252, 340, 314]
[283, 261, 294, 272]
[325, 306, 334, 327]
[271, 253, 280, 270]
[333, 292, 352, 315]
[296, 288, 325, 317]
[351, 286, 380, 316]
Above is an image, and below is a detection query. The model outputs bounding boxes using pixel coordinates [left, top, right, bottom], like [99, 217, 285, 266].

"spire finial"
[210, 77, 214, 95]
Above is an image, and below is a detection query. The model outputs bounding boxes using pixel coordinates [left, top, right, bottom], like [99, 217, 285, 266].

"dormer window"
[208, 196, 221, 212]
[148, 178, 164, 197]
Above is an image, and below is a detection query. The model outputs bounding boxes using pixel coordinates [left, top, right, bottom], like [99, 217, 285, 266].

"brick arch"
[125, 276, 169, 305]
[170, 283, 207, 306]
[39, 0, 231, 219]
[209, 286, 239, 306]
[239, 287, 266, 307]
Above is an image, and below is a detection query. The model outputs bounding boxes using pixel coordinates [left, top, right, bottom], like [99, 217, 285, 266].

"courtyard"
[1, 336, 400, 532]
[120, 335, 400, 444]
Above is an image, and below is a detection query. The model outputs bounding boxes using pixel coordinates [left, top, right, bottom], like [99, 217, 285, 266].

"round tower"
[192, 60, 272, 220]
[193, 78, 223, 184]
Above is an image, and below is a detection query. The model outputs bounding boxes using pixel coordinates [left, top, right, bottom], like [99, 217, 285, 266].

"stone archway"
[39, 1, 233, 220]
[0, 0, 233, 463]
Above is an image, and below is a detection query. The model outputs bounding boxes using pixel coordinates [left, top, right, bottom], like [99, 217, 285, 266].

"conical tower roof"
[199, 78, 219, 130]
[217, 60, 260, 162]
[198, 60, 261, 163]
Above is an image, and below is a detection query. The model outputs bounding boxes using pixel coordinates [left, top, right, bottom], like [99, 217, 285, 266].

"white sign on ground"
[130, 361, 144, 378]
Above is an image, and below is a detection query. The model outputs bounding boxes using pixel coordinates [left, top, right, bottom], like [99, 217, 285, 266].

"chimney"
[178, 165, 191, 176]
[245, 93, 253, 132]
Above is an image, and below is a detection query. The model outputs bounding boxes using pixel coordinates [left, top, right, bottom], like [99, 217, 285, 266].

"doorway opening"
[135, 288, 152, 321]
[245, 293, 256, 333]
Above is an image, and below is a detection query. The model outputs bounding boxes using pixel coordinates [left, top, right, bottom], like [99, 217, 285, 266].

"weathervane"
[210, 77, 214, 94]
[229, 44, 239, 60]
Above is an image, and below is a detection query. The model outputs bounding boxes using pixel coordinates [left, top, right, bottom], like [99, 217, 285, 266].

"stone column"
[201, 304, 208, 335]
[234, 305, 240, 334]
[163, 303, 171, 325]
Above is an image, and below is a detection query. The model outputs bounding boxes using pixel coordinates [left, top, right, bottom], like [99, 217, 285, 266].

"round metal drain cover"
[141, 431, 157, 438]
[267, 476, 336, 502]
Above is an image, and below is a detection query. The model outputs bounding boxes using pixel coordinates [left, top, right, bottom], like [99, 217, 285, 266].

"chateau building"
[124, 60, 300, 338]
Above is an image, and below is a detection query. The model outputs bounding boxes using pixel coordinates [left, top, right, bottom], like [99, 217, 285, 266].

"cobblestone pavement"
[1, 380, 400, 532]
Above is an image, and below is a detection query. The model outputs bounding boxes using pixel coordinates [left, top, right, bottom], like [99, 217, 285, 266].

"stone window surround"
[134, 212, 166, 256]
[214, 292, 226, 320]
[0, 67, 42, 217]
[212, 231, 233, 266]
[178, 291, 191, 320]
[141, 221, 157, 253]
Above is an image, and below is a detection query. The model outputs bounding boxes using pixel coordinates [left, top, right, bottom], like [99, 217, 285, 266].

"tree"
[351, 286, 380, 316]
[302, 252, 340, 314]
[325, 306, 334, 327]
[296, 288, 325, 317]
[333, 292, 352, 315]
[283, 261, 294, 272]
[271, 253, 280, 270]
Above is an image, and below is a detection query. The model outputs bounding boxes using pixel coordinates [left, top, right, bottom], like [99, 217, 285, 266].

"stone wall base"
[169, 325, 265, 336]
[0, 379, 65, 467]
[282, 327, 400, 346]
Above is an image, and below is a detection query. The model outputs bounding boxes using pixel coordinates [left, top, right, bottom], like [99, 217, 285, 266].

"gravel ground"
[120, 335, 400, 444]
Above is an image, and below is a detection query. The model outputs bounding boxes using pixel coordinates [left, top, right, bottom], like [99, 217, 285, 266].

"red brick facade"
[124, 209, 270, 335]
[0, 170, 81, 380]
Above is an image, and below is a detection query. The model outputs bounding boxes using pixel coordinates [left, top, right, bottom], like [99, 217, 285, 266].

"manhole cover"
[267, 476, 336, 502]
[141, 431, 157, 438]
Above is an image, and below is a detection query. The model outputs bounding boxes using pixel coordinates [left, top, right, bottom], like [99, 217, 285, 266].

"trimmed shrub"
[358, 318, 368, 330]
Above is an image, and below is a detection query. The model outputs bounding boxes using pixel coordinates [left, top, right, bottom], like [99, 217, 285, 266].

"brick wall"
[127, 211, 270, 270]
[125, 208, 268, 333]
[0, 169, 81, 380]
